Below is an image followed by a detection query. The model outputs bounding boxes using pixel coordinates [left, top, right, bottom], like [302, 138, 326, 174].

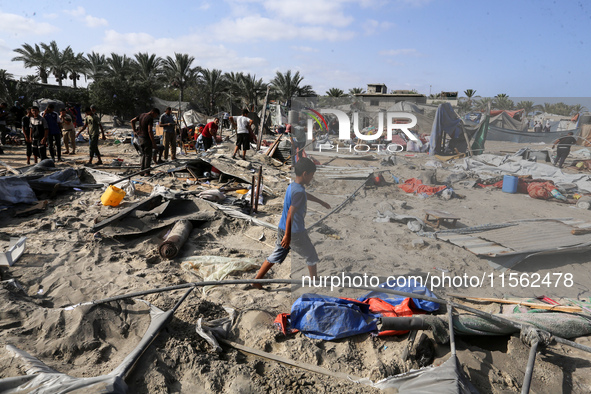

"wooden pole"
[256, 86, 271, 151]
[254, 166, 262, 213]
[250, 175, 255, 214]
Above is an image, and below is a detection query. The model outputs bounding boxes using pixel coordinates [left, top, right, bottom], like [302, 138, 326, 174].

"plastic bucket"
[101, 185, 126, 207]
[502, 175, 518, 194]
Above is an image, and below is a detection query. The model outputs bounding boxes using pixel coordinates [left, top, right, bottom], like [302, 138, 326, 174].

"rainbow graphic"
[302, 107, 328, 131]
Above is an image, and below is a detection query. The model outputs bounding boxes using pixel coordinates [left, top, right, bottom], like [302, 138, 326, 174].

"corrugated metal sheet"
[437, 219, 591, 257]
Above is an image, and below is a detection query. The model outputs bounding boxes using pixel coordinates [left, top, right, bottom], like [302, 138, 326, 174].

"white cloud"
[379, 48, 421, 56]
[0, 12, 58, 36]
[92, 30, 267, 71]
[43, 13, 59, 20]
[212, 15, 354, 42]
[291, 46, 320, 53]
[85, 15, 108, 28]
[262, 0, 354, 27]
[67, 6, 86, 18]
[199, 2, 211, 10]
[65, 6, 108, 28]
[363, 19, 393, 35]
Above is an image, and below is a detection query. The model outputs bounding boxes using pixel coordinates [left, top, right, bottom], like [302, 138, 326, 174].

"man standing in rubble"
[160, 107, 177, 161]
[29, 106, 49, 162]
[552, 132, 577, 168]
[131, 108, 160, 175]
[230, 109, 254, 160]
[77, 106, 106, 165]
[43, 103, 62, 162]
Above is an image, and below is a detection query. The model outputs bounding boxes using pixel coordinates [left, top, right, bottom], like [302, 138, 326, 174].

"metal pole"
[521, 338, 539, 394]
[447, 305, 456, 356]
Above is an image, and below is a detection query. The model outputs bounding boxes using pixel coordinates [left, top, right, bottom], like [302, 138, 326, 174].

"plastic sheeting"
[456, 154, 591, 193]
[368, 355, 476, 393]
[290, 294, 379, 340]
[180, 256, 258, 293]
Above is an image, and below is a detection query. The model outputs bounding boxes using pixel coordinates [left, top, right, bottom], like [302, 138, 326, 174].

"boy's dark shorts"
[236, 133, 250, 151]
[267, 228, 319, 266]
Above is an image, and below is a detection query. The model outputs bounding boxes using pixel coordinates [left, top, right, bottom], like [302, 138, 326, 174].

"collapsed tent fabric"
[0, 177, 37, 205]
[470, 113, 490, 155]
[429, 103, 463, 155]
[457, 154, 591, 193]
[290, 294, 379, 340]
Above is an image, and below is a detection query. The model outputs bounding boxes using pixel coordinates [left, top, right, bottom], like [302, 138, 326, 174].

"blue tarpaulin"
[290, 294, 379, 340]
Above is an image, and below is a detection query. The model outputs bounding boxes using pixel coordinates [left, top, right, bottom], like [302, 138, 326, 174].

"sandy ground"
[1, 128, 591, 393]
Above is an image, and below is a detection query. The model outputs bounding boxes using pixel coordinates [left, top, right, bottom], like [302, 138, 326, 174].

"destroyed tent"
[32, 98, 65, 112]
[428, 103, 472, 156]
[151, 97, 194, 113]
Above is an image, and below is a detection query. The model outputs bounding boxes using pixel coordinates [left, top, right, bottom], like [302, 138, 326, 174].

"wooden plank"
[449, 294, 581, 313]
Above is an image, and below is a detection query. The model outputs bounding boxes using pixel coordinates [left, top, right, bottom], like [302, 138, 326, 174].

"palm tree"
[106, 53, 136, 80]
[515, 100, 535, 116]
[569, 103, 588, 115]
[134, 52, 163, 86]
[198, 68, 229, 114]
[270, 70, 314, 106]
[326, 88, 346, 97]
[475, 97, 493, 112]
[12, 43, 50, 84]
[41, 41, 72, 86]
[66, 51, 86, 88]
[0, 69, 14, 101]
[163, 53, 197, 101]
[349, 87, 365, 96]
[84, 52, 108, 81]
[243, 73, 268, 111]
[493, 94, 514, 110]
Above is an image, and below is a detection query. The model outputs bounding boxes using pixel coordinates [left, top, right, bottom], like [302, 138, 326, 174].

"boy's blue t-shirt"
[279, 182, 307, 233]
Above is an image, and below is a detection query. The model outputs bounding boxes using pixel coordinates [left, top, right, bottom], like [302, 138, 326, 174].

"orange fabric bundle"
[398, 178, 447, 195]
[527, 182, 557, 200]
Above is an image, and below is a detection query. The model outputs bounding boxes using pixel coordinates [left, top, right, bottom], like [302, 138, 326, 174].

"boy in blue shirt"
[251, 157, 330, 289]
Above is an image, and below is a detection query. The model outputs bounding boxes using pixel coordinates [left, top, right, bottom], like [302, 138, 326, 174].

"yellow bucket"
[101, 185, 126, 207]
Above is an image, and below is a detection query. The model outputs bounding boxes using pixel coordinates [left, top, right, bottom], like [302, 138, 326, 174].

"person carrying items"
[230, 109, 254, 160]
[77, 106, 106, 166]
[201, 118, 219, 151]
[552, 131, 577, 168]
[130, 108, 160, 175]
[249, 157, 331, 290]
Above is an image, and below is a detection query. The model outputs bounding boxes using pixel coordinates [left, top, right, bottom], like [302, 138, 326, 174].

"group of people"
[533, 120, 551, 133]
[17, 103, 104, 165]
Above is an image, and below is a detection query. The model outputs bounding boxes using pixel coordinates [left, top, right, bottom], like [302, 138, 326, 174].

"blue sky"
[1, 0, 590, 98]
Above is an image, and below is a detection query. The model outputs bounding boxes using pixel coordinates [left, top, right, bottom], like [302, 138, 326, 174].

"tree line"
[456, 89, 587, 117]
[2, 41, 323, 119]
